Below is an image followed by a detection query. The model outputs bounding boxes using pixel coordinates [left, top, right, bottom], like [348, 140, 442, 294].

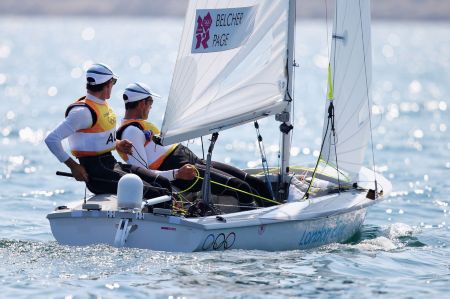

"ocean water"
[0, 17, 449, 298]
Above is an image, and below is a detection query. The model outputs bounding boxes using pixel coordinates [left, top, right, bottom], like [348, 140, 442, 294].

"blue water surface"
[0, 17, 449, 298]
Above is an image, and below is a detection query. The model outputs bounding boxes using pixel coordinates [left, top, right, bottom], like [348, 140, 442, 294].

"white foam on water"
[384, 222, 417, 239]
[357, 236, 398, 251]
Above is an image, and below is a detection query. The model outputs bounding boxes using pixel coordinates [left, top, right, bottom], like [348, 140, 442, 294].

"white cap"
[123, 82, 161, 103]
[86, 63, 118, 85]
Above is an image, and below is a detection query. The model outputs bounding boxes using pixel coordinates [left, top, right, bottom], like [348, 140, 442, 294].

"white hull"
[48, 189, 387, 252]
[48, 206, 367, 252]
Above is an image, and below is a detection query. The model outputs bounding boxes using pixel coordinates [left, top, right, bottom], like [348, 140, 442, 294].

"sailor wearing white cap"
[117, 83, 196, 181]
[122, 82, 160, 103]
[45, 64, 174, 200]
[116, 83, 267, 211]
[86, 63, 118, 86]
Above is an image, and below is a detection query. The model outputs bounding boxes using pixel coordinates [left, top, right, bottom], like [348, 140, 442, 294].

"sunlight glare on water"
[0, 17, 449, 298]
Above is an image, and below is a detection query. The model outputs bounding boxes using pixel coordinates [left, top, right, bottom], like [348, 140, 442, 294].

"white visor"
[123, 82, 161, 103]
[86, 63, 118, 85]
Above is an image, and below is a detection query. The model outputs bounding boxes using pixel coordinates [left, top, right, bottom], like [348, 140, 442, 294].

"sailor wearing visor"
[117, 82, 272, 210]
[45, 63, 176, 199]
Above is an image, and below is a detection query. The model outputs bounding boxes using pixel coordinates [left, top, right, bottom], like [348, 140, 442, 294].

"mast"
[278, 0, 296, 198]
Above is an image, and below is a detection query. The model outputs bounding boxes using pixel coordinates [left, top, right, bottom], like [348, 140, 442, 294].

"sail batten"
[161, 0, 290, 145]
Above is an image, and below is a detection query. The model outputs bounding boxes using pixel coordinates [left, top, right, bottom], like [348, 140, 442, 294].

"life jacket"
[65, 96, 117, 157]
[116, 119, 177, 170]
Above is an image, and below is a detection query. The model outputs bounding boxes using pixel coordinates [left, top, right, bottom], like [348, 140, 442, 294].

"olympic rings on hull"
[202, 232, 236, 251]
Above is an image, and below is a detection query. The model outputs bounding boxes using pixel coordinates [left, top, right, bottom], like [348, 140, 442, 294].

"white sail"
[160, 0, 290, 145]
[319, 0, 372, 182]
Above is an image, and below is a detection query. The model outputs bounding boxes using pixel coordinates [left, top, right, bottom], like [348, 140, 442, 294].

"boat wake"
[333, 222, 425, 252]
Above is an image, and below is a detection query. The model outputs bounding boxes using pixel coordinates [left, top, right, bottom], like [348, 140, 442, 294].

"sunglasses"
[145, 97, 153, 104]
[111, 78, 117, 85]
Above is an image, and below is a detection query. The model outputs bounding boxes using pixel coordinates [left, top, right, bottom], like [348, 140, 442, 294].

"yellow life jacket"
[116, 119, 177, 170]
[65, 97, 116, 157]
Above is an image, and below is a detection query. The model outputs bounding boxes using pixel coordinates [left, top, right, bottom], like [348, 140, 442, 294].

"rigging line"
[254, 121, 275, 199]
[212, 203, 259, 209]
[358, 0, 378, 192]
[330, 103, 342, 191]
[130, 144, 150, 169]
[317, 158, 351, 182]
[171, 204, 187, 214]
[177, 166, 201, 194]
[318, 132, 333, 177]
[320, 106, 343, 184]
[328, 2, 340, 190]
[195, 175, 280, 206]
[174, 192, 187, 203]
[304, 115, 332, 199]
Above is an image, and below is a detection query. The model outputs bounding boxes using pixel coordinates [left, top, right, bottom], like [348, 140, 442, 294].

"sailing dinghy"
[47, 0, 392, 252]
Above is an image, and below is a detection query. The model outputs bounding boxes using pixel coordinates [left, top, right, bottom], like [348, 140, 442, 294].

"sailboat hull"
[48, 190, 376, 252]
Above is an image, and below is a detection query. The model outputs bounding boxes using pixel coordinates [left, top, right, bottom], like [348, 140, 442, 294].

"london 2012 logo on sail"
[191, 7, 256, 54]
[195, 13, 212, 49]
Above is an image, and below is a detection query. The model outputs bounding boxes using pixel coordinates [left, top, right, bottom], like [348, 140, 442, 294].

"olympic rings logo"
[202, 232, 236, 251]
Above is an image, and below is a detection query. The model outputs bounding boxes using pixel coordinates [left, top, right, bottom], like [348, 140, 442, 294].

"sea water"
[0, 17, 449, 298]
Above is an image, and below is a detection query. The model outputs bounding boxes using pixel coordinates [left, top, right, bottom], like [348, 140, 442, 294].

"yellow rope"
[172, 204, 187, 215]
[172, 193, 188, 214]
[195, 175, 280, 205]
[173, 165, 280, 206]
[177, 166, 201, 194]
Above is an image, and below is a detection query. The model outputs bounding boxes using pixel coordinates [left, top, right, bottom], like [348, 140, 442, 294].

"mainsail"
[318, 0, 373, 182]
[160, 0, 290, 146]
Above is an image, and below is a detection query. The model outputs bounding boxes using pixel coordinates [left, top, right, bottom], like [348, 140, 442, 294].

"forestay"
[160, 0, 290, 146]
[319, 0, 372, 182]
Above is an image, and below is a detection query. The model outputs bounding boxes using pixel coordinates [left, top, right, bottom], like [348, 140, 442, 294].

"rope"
[130, 144, 149, 168]
[177, 166, 201, 194]
[304, 112, 332, 199]
[171, 203, 187, 214]
[127, 149, 279, 207]
[194, 175, 280, 206]
[254, 121, 275, 199]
